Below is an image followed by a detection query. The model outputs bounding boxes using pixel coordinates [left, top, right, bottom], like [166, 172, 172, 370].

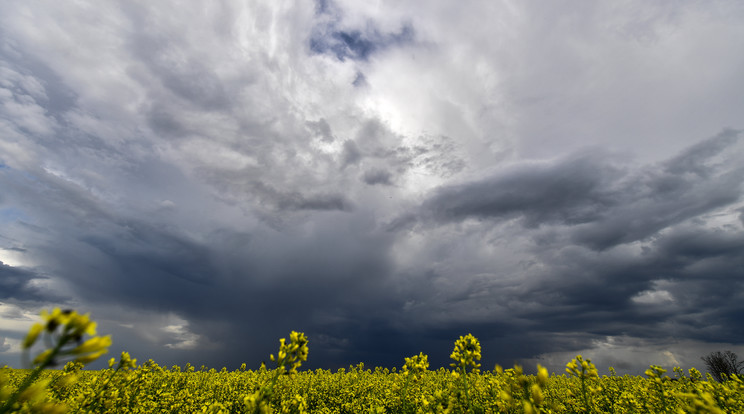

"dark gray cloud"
[572, 130, 743, 250]
[38, 210, 398, 369]
[307, 118, 335, 143]
[422, 153, 618, 227]
[363, 169, 393, 186]
[664, 129, 741, 177]
[376, 216, 744, 371]
[234, 181, 355, 213]
[0, 261, 52, 302]
[340, 139, 362, 168]
[423, 130, 744, 250]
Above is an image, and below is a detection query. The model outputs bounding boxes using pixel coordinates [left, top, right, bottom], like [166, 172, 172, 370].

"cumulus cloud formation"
[1, 0, 743, 374]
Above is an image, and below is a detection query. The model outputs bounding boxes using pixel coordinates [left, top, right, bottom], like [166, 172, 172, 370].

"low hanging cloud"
[422, 154, 618, 228]
[422, 129, 744, 250]
[0, 261, 51, 302]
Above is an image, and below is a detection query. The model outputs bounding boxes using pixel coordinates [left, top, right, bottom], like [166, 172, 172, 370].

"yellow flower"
[537, 364, 549, 386]
[23, 323, 44, 349]
[119, 351, 137, 369]
[530, 384, 543, 402]
[17, 380, 49, 403]
[402, 352, 429, 379]
[566, 355, 598, 379]
[449, 333, 481, 372]
[71, 335, 112, 355]
[271, 331, 309, 374]
[75, 349, 108, 365]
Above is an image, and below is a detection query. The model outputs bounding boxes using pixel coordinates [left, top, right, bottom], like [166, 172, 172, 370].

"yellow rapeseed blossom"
[26, 309, 110, 369]
[119, 352, 137, 370]
[22, 323, 44, 349]
[402, 352, 429, 380]
[2, 308, 110, 414]
[75, 350, 109, 365]
[449, 333, 481, 373]
[17, 380, 48, 404]
[537, 364, 549, 386]
[2, 352, 742, 413]
[270, 331, 308, 375]
[530, 383, 544, 405]
[645, 364, 666, 380]
[4, 315, 744, 413]
[566, 355, 598, 379]
[71, 336, 112, 356]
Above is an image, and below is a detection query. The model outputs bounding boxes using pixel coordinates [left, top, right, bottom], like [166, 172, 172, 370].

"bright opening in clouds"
[1, 0, 743, 375]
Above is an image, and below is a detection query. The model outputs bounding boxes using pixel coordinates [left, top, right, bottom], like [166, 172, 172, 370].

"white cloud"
[163, 319, 200, 350]
[0, 248, 28, 268]
[0, 302, 39, 334]
[632, 289, 674, 305]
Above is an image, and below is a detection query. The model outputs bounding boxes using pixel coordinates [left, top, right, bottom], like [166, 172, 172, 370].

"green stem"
[580, 371, 592, 414]
[251, 354, 287, 413]
[401, 373, 411, 411]
[0, 334, 69, 413]
[461, 366, 472, 413]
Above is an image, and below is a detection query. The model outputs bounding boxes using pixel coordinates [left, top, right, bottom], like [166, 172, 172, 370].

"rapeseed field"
[1, 309, 741, 413]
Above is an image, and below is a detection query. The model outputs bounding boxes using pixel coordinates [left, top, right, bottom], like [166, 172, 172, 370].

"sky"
[1, 0, 743, 376]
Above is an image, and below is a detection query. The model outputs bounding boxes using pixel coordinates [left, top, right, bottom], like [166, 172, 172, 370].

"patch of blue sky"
[310, 21, 415, 62]
[0, 163, 40, 183]
[0, 207, 27, 224]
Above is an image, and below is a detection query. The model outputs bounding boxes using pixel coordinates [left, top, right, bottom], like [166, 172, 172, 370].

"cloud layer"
[1, 0, 743, 374]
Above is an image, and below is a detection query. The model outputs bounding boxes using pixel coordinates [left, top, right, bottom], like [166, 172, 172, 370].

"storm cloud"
[1, 0, 743, 374]
[423, 129, 744, 250]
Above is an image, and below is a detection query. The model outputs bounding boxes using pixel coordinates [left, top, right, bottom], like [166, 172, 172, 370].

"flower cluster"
[270, 331, 309, 375]
[494, 363, 552, 414]
[449, 333, 481, 373]
[109, 351, 138, 371]
[565, 355, 600, 413]
[2, 308, 110, 414]
[565, 354, 599, 380]
[402, 352, 429, 381]
[24, 308, 111, 366]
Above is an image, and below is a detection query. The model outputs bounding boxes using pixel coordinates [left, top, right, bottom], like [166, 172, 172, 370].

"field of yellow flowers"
[1, 309, 742, 413]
